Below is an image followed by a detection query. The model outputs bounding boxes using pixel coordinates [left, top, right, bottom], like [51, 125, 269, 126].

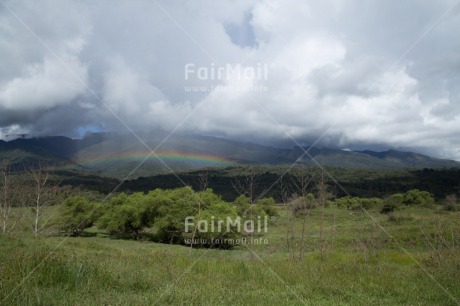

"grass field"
[1, 205, 459, 305]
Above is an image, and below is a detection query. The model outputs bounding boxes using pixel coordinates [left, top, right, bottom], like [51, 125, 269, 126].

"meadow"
[1, 203, 459, 305]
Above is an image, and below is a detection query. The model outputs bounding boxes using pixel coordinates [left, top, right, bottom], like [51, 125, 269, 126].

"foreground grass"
[1, 207, 460, 305]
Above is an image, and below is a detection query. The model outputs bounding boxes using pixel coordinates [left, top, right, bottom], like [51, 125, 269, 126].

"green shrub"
[402, 189, 434, 206]
[381, 203, 397, 214]
[59, 196, 100, 236]
[257, 197, 279, 218]
[97, 192, 155, 238]
[289, 193, 316, 217]
[336, 196, 382, 210]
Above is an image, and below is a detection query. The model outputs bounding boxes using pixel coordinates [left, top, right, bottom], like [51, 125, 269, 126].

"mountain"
[289, 146, 460, 169]
[0, 133, 109, 171]
[0, 133, 459, 177]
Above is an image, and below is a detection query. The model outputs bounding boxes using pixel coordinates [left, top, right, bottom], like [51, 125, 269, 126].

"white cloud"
[0, 54, 87, 111]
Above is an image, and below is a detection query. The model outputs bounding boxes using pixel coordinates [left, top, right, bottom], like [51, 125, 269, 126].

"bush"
[257, 197, 279, 217]
[97, 192, 155, 238]
[444, 203, 460, 212]
[336, 196, 382, 210]
[402, 189, 434, 206]
[233, 195, 278, 218]
[381, 194, 403, 214]
[360, 198, 383, 210]
[381, 203, 397, 214]
[384, 193, 403, 205]
[60, 187, 269, 248]
[184, 202, 242, 249]
[443, 194, 459, 211]
[59, 196, 100, 236]
[289, 194, 315, 217]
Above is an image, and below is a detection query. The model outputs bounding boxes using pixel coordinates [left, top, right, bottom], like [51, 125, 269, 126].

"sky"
[0, 0, 460, 160]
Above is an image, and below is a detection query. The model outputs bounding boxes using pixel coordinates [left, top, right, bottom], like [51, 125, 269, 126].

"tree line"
[2, 164, 458, 251]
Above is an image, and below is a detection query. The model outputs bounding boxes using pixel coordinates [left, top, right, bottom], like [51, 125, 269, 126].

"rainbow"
[76, 150, 235, 168]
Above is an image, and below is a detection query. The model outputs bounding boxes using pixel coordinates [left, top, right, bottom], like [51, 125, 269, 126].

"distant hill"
[0, 133, 108, 171]
[0, 132, 459, 177]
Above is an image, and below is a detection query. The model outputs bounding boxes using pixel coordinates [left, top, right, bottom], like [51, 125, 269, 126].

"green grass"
[1, 206, 460, 305]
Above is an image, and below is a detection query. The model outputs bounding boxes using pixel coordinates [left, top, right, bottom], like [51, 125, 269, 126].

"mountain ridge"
[1, 133, 459, 178]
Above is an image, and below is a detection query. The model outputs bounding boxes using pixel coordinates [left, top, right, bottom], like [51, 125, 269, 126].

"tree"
[290, 166, 314, 260]
[0, 167, 19, 234]
[316, 172, 332, 262]
[232, 170, 259, 257]
[154, 187, 197, 243]
[26, 164, 63, 237]
[185, 201, 241, 249]
[232, 169, 258, 205]
[59, 196, 100, 236]
[233, 194, 250, 217]
[97, 192, 154, 239]
[443, 194, 459, 211]
[186, 186, 218, 251]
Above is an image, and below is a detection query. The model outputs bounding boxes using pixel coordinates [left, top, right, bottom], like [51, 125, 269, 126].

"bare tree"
[0, 167, 18, 234]
[316, 171, 332, 262]
[196, 172, 209, 191]
[26, 164, 62, 237]
[232, 168, 259, 258]
[290, 167, 314, 260]
[279, 177, 295, 260]
[232, 169, 258, 205]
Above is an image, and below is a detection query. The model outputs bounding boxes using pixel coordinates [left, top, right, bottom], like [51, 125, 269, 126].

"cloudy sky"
[0, 0, 460, 160]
